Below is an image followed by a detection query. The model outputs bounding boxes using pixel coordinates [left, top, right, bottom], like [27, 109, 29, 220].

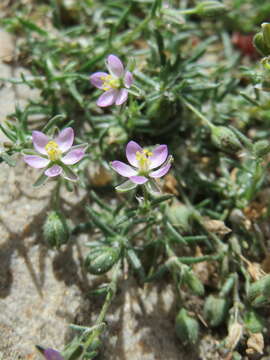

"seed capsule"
[253, 140, 270, 158]
[85, 246, 121, 275]
[211, 126, 242, 153]
[248, 275, 270, 307]
[175, 308, 199, 345]
[184, 269, 205, 296]
[244, 310, 265, 333]
[203, 295, 229, 327]
[43, 211, 70, 248]
[165, 199, 192, 232]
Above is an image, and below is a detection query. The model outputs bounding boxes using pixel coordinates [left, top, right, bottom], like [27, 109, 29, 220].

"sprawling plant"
[2, 0, 270, 358]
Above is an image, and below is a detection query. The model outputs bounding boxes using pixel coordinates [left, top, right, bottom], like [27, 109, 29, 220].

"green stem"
[165, 243, 183, 303]
[118, 15, 152, 46]
[181, 98, 215, 129]
[193, 211, 225, 251]
[52, 178, 61, 210]
[232, 273, 240, 321]
[245, 160, 264, 202]
[82, 261, 121, 355]
[176, 254, 222, 264]
[161, 8, 196, 16]
[142, 185, 149, 207]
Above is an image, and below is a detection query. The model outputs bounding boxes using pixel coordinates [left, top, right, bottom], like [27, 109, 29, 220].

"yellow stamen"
[135, 149, 153, 172]
[45, 141, 62, 161]
[101, 75, 120, 91]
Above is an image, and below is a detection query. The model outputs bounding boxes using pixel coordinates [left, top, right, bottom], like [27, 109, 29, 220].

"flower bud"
[165, 199, 192, 232]
[262, 23, 270, 49]
[184, 269, 205, 296]
[107, 125, 128, 145]
[203, 295, 229, 327]
[195, 1, 227, 17]
[43, 211, 70, 248]
[248, 274, 270, 307]
[175, 308, 199, 345]
[253, 139, 270, 158]
[244, 310, 265, 333]
[253, 32, 270, 56]
[211, 126, 242, 153]
[85, 246, 121, 275]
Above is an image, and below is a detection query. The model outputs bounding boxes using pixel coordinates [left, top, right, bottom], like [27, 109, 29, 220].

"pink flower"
[23, 127, 86, 181]
[111, 141, 172, 185]
[90, 54, 133, 107]
[43, 348, 64, 360]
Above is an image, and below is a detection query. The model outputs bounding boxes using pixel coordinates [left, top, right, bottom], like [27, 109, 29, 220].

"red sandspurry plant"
[23, 127, 87, 183]
[90, 54, 133, 107]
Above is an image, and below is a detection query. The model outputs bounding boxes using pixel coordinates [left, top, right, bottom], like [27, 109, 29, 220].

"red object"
[232, 32, 258, 58]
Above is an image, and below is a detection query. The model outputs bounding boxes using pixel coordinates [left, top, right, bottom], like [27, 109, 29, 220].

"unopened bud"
[165, 199, 192, 232]
[244, 310, 265, 333]
[36, 346, 65, 360]
[107, 126, 128, 145]
[248, 274, 270, 307]
[253, 32, 270, 56]
[203, 295, 229, 327]
[211, 126, 242, 153]
[85, 246, 121, 275]
[43, 211, 70, 248]
[195, 1, 227, 17]
[184, 269, 205, 296]
[175, 308, 199, 345]
[253, 139, 270, 158]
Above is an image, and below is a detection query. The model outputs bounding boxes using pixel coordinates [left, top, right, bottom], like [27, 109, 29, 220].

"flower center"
[136, 149, 153, 173]
[45, 141, 62, 161]
[101, 75, 120, 91]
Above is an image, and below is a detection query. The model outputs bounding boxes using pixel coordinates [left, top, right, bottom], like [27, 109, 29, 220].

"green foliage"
[2, 0, 270, 358]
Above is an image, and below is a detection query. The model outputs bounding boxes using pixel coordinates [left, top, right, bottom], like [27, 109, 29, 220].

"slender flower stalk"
[23, 127, 87, 181]
[111, 140, 172, 190]
[90, 54, 133, 107]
